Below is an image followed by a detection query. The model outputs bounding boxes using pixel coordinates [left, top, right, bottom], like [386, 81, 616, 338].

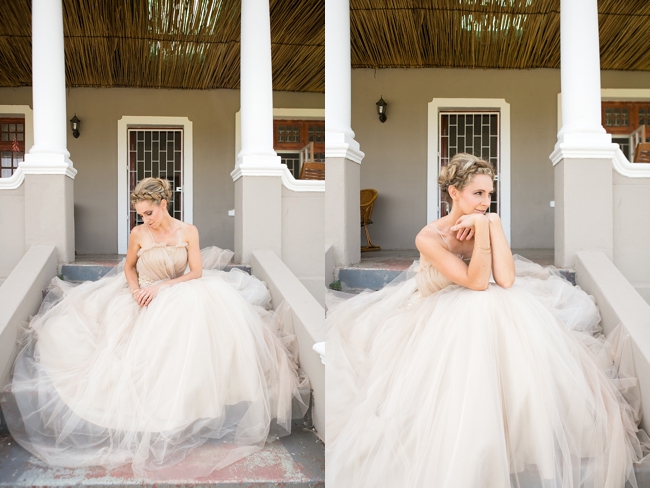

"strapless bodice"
[416, 255, 455, 297]
[136, 243, 188, 287]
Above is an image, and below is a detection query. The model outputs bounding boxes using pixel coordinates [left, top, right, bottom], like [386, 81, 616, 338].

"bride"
[2, 177, 309, 479]
[326, 153, 647, 487]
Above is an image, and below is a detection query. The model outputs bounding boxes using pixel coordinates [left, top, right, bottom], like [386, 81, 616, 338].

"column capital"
[21, 153, 77, 178]
[231, 154, 284, 181]
[550, 142, 618, 166]
[325, 131, 364, 164]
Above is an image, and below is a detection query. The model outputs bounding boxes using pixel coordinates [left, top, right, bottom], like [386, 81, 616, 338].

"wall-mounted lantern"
[376, 97, 387, 123]
[70, 114, 80, 138]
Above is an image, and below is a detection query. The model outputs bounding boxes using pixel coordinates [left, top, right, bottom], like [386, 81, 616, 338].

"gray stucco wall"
[352, 68, 650, 250]
[0, 87, 323, 256]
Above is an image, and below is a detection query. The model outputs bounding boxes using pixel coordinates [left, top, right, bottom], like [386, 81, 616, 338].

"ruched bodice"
[136, 227, 188, 287]
[416, 256, 455, 297]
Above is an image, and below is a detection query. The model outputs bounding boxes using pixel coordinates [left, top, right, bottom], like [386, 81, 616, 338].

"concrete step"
[0, 429, 324, 487]
[61, 255, 251, 282]
[333, 249, 575, 292]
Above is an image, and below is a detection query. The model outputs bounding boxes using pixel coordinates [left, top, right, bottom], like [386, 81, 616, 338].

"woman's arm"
[134, 224, 202, 307]
[416, 214, 492, 291]
[124, 227, 142, 298]
[486, 213, 515, 288]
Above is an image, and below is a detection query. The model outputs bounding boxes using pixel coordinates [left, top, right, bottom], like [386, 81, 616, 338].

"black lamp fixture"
[70, 114, 80, 138]
[376, 96, 387, 123]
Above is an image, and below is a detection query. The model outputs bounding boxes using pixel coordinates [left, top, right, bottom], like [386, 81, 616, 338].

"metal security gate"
[439, 112, 500, 217]
[128, 129, 183, 230]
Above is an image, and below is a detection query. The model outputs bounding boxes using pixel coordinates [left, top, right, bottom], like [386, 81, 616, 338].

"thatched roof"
[0, 0, 324, 92]
[350, 0, 650, 71]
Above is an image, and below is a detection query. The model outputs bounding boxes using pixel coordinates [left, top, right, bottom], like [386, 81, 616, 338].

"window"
[439, 112, 500, 216]
[0, 117, 25, 177]
[128, 128, 183, 230]
[274, 119, 325, 178]
[602, 102, 650, 135]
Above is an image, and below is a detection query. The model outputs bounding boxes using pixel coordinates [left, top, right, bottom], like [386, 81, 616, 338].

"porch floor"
[0, 429, 324, 487]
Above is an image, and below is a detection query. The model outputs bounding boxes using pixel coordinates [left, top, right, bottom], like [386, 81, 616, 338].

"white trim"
[234, 108, 325, 192]
[555, 89, 650, 176]
[117, 116, 194, 254]
[230, 163, 325, 191]
[0, 105, 39, 190]
[427, 98, 511, 244]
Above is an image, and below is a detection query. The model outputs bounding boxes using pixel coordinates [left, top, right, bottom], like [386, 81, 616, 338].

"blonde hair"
[438, 153, 495, 207]
[130, 177, 172, 208]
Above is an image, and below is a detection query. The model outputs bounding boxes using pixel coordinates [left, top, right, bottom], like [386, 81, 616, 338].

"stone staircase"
[332, 249, 576, 293]
[0, 256, 324, 487]
[61, 255, 251, 282]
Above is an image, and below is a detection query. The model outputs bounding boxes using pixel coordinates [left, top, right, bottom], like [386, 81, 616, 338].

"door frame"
[117, 116, 193, 254]
[427, 98, 511, 244]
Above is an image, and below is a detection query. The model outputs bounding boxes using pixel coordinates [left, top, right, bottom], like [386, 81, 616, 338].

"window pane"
[8, 124, 15, 132]
[1, 169, 12, 178]
[1, 151, 12, 167]
[17, 124, 23, 132]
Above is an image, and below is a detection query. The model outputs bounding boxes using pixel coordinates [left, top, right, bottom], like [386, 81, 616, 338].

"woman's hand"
[450, 213, 488, 241]
[133, 284, 163, 307]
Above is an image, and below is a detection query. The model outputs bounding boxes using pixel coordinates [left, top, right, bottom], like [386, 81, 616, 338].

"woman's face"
[134, 200, 168, 229]
[450, 174, 493, 215]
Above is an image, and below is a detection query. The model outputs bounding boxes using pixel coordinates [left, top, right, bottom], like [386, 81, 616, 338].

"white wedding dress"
[2, 228, 309, 478]
[326, 250, 648, 487]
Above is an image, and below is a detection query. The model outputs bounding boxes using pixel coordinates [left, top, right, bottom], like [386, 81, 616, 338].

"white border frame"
[555, 89, 650, 177]
[233, 108, 325, 192]
[117, 116, 193, 254]
[0, 105, 35, 190]
[428, 98, 511, 243]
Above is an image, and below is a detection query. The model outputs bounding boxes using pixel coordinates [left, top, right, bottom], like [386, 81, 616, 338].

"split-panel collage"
[1, 0, 650, 487]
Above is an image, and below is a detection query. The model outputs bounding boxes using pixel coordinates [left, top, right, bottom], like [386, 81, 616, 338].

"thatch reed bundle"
[350, 0, 650, 71]
[0, 0, 324, 92]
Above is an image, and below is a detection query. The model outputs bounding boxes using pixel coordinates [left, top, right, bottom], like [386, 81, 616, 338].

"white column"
[235, 0, 281, 168]
[325, 0, 363, 160]
[554, 0, 611, 149]
[551, 0, 616, 268]
[231, 0, 282, 264]
[24, 0, 73, 170]
[325, 0, 364, 269]
[22, 0, 75, 264]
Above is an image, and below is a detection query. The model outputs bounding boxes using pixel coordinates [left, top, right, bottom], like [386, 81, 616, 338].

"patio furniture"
[360, 188, 381, 251]
[299, 161, 325, 180]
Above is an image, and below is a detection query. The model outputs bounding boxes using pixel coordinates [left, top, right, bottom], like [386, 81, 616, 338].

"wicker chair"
[299, 162, 325, 180]
[360, 188, 381, 251]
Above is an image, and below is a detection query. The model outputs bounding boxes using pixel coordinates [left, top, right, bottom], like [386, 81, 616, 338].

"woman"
[326, 154, 647, 487]
[2, 177, 309, 478]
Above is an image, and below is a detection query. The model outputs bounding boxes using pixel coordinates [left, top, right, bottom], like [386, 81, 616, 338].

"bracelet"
[474, 244, 491, 252]
[131, 289, 140, 295]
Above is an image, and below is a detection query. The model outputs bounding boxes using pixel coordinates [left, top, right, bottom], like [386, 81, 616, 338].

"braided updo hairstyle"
[438, 153, 495, 208]
[130, 177, 172, 209]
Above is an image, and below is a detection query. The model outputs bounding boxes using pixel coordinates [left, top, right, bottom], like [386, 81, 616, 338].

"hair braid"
[438, 153, 495, 207]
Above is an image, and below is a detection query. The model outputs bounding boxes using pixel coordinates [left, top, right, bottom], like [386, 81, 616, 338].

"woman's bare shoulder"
[178, 221, 199, 239]
[416, 221, 446, 252]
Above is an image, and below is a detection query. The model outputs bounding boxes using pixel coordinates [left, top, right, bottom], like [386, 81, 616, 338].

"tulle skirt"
[326, 257, 648, 488]
[1, 248, 309, 479]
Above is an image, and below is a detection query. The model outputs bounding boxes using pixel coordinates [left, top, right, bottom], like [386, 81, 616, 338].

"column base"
[24, 173, 75, 263]
[554, 157, 613, 268]
[234, 174, 282, 264]
[325, 156, 361, 267]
